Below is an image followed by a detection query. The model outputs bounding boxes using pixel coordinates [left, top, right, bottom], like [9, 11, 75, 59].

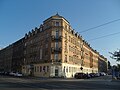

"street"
[0, 75, 120, 90]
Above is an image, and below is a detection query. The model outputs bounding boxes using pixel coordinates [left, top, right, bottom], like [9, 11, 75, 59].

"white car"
[99, 72, 106, 76]
[9, 72, 16, 76]
[14, 72, 23, 77]
[95, 73, 100, 77]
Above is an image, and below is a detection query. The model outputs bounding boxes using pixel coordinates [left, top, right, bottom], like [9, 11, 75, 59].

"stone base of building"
[22, 63, 98, 78]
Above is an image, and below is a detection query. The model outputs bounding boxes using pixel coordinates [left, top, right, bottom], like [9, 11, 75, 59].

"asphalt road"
[0, 75, 120, 90]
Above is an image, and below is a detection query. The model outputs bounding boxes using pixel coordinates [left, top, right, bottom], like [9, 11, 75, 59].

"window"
[65, 55, 67, 62]
[25, 34, 28, 39]
[63, 66, 65, 73]
[37, 66, 39, 72]
[40, 27, 42, 32]
[30, 40, 33, 44]
[55, 42, 59, 49]
[55, 22, 59, 26]
[55, 30, 59, 38]
[35, 30, 37, 34]
[65, 33, 67, 39]
[43, 66, 45, 72]
[46, 33, 49, 38]
[54, 54, 58, 60]
[34, 66, 36, 72]
[47, 66, 49, 72]
[69, 36, 71, 42]
[46, 44, 48, 48]
[40, 48, 42, 59]
[65, 25, 67, 29]
[66, 67, 68, 73]
[24, 50, 26, 54]
[69, 67, 71, 72]
[69, 56, 73, 62]
[40, 66, 42, 72]
[24, 43, 26, 46]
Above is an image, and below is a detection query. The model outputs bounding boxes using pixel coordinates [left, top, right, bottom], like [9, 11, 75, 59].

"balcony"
[51, 35, 62, 41]
[51, 59, 62, 63]
[51, 47, 62, 53]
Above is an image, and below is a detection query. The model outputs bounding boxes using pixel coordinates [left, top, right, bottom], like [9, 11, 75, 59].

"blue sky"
[0, 0, 120, 65]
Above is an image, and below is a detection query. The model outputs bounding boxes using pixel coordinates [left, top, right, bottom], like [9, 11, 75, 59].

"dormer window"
[40, 27, 42, 32]
[28, 31, 31, 37]
[31, 29, 34, 36]
[40, 24, 43, 32]
[25, 33, 28, 39]
[35, 30, 37, 34]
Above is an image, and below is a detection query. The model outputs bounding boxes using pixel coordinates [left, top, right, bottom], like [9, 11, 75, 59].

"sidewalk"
[111, 77, 120, 82]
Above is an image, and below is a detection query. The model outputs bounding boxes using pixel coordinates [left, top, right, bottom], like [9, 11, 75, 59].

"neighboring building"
[98, 55, 108, 73]
[82, 41, 99, 74]
[12, 38, 24, 72]
[0, 14, 108, 78]
[0, 45, 13, 72]
[0, 38, 24, 72]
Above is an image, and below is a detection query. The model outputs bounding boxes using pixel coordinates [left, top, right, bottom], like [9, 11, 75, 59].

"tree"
[108, 61, 111, 69]
[109, 49, 120, 62]
[117, 64, 120, 71]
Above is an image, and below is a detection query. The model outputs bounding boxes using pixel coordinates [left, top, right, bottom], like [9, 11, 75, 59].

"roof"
[43, 13, 70, 24]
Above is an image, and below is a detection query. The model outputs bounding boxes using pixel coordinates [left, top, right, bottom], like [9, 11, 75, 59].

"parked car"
[0, 71, 4, 75]
[0, 71, 10, 76]
[89, 73, 96, 78]
[99, 72, 106, 76]
[14, 72, 23, 77]
[4, 72, 10, 76]
[95, 73, 100, 77]
[9, 72, 16, 76]
[86, 73, 91, 78]
[74, 73, 88, 79]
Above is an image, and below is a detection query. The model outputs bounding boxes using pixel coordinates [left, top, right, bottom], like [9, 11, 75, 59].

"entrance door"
[55, 69, 59, 76]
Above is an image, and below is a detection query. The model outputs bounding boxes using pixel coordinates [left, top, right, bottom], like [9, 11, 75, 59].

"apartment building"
[22, 14, 103, 78]
[0, 14, 107, 78]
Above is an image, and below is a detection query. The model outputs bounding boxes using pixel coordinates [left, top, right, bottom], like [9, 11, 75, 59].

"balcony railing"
[51, 47, 62, 53]
[51, 59, 62, 63]
[51, 35, 62, 41]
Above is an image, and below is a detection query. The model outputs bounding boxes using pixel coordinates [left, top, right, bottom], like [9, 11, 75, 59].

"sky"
[0, 0, 120, 65]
